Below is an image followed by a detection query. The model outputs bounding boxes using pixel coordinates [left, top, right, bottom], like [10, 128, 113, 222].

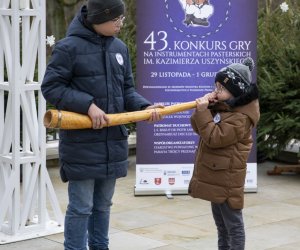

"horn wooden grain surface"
[43, 101, 197, 130]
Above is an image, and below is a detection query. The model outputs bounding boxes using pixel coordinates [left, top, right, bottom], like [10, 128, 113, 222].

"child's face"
[214, 82, 233, 101]
[92, 15, 125, 36]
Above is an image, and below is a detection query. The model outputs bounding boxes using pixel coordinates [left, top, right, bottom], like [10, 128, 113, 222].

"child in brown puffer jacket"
[189, 57, 260, 250]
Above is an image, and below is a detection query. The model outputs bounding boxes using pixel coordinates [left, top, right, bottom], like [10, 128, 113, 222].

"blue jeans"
[64, 178, 116, 250]
[211, 202, 245, 250]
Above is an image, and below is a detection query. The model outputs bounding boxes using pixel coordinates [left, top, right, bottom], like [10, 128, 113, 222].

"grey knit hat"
[87, 0, 125, 24]
[215, 57, 255, 97]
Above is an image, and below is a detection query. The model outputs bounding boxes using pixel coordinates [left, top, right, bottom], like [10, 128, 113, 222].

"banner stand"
[135, 0, 259, 196]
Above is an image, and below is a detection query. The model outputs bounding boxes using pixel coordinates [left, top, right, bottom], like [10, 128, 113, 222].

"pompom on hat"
[215, 57, 255, 97]
[87, 0, 125, 24]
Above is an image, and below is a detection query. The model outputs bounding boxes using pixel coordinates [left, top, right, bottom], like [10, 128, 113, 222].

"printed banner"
[135, 0, 258, 195]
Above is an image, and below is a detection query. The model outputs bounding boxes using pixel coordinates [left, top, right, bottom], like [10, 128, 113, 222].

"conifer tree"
[257, 0, 300, 158]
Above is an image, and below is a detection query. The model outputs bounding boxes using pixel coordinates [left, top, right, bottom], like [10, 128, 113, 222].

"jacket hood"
[66, 5, 104, 44]
[234, 99, 260, 127]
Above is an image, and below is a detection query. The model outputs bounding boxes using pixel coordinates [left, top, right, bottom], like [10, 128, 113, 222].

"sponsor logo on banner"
[139, 179, 149, 185]
[168, 178, 175, 185]
[154, 178, 162, 185]
[166, 170, 180, 176]
[181, 170, 191, 176]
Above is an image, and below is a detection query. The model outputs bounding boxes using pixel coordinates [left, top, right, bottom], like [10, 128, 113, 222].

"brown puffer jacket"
[188, 100, 260, 209]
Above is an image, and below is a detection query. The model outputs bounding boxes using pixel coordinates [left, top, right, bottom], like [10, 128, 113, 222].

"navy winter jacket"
[42, 7, 151, 182]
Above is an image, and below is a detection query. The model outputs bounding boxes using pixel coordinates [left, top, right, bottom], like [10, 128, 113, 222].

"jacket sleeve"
[191, 109, 248, 148]
[122, 48, 151, 111]
[41, 43, 94, 114]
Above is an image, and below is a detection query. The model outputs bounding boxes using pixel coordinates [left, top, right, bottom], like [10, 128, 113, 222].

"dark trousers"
[211, 202, 245, 250]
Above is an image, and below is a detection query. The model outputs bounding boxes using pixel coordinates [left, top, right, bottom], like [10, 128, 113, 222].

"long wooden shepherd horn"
[43, 101, 197, 130]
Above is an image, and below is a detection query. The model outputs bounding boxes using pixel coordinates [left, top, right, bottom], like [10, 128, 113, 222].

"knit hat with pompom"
[215, 57, 255, 97]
